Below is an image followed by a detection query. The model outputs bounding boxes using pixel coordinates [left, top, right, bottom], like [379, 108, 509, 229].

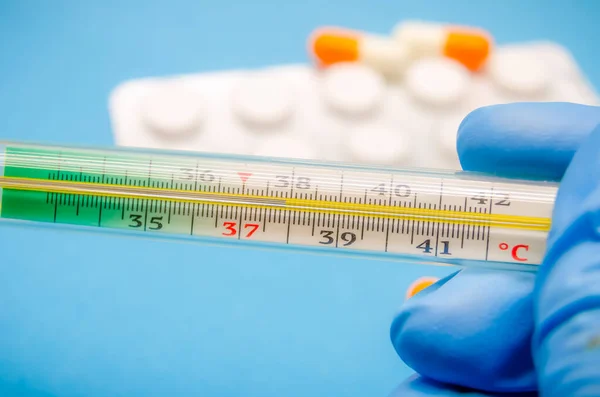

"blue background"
[0, 1, 598, 396]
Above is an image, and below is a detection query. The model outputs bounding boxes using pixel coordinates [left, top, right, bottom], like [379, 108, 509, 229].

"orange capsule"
[309, 27, 410, 78]
[405, 277, 439, 300]
[310, 28, 360, 66]
[444, 30, 491, 71]
[393, 21, 492, 71]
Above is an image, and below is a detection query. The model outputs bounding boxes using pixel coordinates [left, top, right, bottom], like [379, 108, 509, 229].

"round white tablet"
[141, 82, 205, 138]
[253, 137, 318, 160]
[231, 74, 295, 128]
[320, 63, 386, 117]
[405, 58, 471, 106]
[345, 124, 409, 165]
[488, 48, 550, 96]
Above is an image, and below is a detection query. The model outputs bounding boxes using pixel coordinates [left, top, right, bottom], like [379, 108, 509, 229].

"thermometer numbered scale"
[0, 142, 557, 271]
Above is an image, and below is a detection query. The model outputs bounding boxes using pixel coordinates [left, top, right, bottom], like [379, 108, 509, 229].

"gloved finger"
[389, 103, 600, 394]
[456, 103, 600, 181]
[532, 124, 600, 396]
[390, 268, 537, 393]
[389, 375, 537, 397]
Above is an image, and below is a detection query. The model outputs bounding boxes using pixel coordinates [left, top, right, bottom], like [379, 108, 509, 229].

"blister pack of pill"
[109, 41, 599, 171]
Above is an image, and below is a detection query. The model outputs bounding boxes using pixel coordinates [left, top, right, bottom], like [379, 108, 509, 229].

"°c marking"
[499, 242, 529, 262]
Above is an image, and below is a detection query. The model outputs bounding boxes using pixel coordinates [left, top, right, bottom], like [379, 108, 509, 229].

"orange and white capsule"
[393, 21, 492, 72]
[309, 27, 410, 78]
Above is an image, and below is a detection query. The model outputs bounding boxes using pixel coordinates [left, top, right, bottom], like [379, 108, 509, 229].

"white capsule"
[360, 35, 411, 79]
[310, 29, 410, 78]
[392, 20, 492, 72]
[393, 21, 446, 58]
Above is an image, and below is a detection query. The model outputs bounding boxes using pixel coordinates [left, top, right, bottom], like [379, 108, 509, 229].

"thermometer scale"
[0, 142, 556, 271]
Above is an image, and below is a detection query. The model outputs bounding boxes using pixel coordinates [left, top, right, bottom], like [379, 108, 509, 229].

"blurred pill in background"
[406, 276, 440, 300]
[393, 21, 492, 72]
[309, 20, 492, 79]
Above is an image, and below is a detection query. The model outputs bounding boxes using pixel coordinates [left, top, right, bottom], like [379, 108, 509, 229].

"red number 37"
[222, 222, 259, 238]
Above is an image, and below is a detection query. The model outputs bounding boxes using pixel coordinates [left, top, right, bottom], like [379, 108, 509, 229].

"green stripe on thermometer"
[0, 142, 558, 270]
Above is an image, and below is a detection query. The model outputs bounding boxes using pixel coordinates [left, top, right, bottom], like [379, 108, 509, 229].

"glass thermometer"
[0, 141, 557, 271]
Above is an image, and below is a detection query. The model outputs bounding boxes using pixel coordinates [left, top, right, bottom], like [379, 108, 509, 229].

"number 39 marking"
[319, 230, 357, 246]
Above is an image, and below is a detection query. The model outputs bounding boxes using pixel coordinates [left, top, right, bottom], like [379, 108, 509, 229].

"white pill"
[406, 57, 471, 106]
[231, 74, 295, 128]
[528, 42, 576, 78]
[488, 48, 550, 96]
[253, 137, 318, 160]
[345, 124, 409, 165]
[141, 82, 204, 137]
[321, 63, 386, 117]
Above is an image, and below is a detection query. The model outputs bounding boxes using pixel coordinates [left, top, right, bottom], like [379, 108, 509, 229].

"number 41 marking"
[416, 239, 451, 255]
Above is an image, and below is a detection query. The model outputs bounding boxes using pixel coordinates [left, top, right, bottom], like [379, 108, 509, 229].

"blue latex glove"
[389, 102, 600, 396]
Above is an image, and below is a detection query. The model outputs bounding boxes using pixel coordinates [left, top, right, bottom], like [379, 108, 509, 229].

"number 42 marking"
[222, 222, 259, 238]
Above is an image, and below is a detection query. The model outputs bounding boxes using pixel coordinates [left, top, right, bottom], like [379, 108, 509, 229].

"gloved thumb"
[533, 123, 600, 396]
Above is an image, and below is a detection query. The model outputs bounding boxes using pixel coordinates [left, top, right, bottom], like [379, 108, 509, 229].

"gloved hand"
[389, 102, 600, 396]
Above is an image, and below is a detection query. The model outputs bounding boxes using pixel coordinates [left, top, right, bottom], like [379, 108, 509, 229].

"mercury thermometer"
[0, 142, 557, 271]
